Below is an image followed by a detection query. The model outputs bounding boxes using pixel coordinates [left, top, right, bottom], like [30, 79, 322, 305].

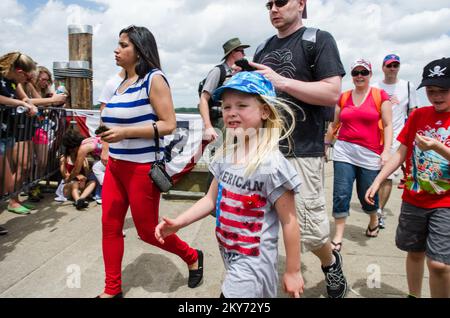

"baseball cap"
[383, 54, 400, 66]
[212, 71, 276, 102]
[351, 58, 372, 72]
[417, 57, 450, 89]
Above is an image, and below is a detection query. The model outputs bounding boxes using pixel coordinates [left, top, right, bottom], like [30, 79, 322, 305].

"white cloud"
[1, 0, 449, 107]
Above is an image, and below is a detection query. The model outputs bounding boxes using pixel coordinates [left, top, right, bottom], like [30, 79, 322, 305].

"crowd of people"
[1, 0, 449, 299]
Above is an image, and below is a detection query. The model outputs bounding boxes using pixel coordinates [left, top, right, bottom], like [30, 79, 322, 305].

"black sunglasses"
[385, 63, 400, 69]
[351, 69, 370, 77]
[266, 0, 289, 10]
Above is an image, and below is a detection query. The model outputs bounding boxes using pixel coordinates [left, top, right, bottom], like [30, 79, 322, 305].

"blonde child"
[365, 57, 450, 298]
[155, 71, 304, 298]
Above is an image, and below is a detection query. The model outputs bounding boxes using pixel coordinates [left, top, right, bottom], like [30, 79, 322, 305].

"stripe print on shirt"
[215, 185, 267, 257]
[101, 70, 165, 163]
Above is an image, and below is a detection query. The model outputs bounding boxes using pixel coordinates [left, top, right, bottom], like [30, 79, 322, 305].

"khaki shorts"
[288, 157, 329, 253]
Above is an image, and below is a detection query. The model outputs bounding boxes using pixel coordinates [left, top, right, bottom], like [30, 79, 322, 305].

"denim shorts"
[332, 161, 379, 218]
[396, 201, 450, 265]
[0, 137, 15, 155]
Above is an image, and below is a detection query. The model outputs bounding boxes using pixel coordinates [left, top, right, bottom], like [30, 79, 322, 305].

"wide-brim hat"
[417, 57, 450, 89]
[222, 37, 250, 60]
[212, 71, 276, 102]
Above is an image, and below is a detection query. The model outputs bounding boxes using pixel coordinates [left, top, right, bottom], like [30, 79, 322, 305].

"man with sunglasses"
[252, 0, 348, 298]
[373, 54, 419, 229]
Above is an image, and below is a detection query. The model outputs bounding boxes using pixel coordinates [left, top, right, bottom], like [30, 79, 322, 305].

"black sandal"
[331, 241, 342, 252]
[188, 249, 204, 288]
[365, 224, 380, 238]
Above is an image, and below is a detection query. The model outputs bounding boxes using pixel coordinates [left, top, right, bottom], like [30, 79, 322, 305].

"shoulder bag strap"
[152, 122, 160, 161]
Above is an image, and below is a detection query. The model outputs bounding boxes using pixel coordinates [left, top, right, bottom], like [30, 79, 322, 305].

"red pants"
[102, 158, 198, 295]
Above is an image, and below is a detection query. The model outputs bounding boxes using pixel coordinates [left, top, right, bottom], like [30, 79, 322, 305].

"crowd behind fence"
[1, 105, 68, 200]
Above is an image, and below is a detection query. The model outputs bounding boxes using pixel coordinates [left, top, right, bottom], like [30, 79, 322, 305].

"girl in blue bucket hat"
[156, 71, 304, 298]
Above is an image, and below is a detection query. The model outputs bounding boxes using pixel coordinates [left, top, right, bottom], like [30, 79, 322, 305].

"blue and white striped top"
[101, 69, 166, 163]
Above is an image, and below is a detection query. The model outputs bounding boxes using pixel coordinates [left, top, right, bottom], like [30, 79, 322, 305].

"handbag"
[148, 122, 173, 192]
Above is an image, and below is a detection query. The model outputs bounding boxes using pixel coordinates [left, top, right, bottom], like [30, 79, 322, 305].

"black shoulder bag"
[149, 122, 173, 192]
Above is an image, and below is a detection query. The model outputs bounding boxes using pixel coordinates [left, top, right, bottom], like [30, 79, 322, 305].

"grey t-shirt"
[202, 62, 233, 95]
[209, 151, 301, 298]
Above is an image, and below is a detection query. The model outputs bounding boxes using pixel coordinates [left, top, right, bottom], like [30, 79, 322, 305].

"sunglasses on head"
[266, 0, 289, 10]
[351, 69, 370, 77]
[385, 63, 400, 69]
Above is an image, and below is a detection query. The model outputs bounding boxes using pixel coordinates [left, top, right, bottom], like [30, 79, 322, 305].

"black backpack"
[254, 27, 335, 122]
[198, 64, 228, 122]
[198, 64, 227, 100]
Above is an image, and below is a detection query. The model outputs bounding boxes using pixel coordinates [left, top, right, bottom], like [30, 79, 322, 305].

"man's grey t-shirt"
[209, 151, 301, 297]
[202, 62, 233, 95]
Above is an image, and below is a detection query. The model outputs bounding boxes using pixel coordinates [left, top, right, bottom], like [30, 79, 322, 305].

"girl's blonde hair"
[0, 52, 37, 77]
[214, 93, 300, 176]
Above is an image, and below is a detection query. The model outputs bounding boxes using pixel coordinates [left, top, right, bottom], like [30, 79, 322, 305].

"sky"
[1, 0, 449, 108]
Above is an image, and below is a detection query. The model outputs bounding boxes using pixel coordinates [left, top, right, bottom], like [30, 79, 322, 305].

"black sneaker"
[322, 249, 348, 298]
[75, 199, 89, 210]
[0, 226, 8, 236]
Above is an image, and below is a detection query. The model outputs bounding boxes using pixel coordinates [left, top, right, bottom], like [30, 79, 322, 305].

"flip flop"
[365, 224, 380, 238]
[21, 203, 36, 210]
[331, 241, 343, 252]
[7, 205, 31, 215]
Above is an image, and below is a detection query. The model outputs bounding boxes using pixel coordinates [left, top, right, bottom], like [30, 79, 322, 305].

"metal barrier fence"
[1, 105, 68, 200]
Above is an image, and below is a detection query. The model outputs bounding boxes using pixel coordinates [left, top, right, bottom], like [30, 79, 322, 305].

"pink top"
[337, 88, 390, 155]
[81, 136, 102, 157]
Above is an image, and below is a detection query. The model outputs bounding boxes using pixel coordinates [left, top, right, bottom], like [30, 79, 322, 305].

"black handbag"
[149, 122, 173, 192]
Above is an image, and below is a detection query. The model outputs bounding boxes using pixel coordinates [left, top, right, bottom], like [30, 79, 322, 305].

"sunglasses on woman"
[351, 69, 370, 77]
[266, 0, 289, 10]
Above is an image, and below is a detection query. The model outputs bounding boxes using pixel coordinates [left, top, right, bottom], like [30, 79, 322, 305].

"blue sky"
[3, 0, 449, 107]
[19, 0, 103, 11]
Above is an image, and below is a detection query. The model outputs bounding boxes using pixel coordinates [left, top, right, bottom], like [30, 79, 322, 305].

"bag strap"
[406, 81, 410, 115]
[152, 122, 161, 161]
[371, 87, 384, 146]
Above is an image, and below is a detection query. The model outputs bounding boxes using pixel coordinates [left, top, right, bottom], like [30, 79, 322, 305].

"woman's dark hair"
[120, 25, 161, 79]
[62, 129, 85, 156]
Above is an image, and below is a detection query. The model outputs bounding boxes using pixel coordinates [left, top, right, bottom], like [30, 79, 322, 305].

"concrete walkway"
[0, 162, 430, 298]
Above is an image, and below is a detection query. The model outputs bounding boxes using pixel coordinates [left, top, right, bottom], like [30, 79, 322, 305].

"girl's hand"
[52, 94, 67, 106]
[155, 217, 181, 244]
[23, 102, 38, 116]
[100, 126, 127, 143]
[380, 150, 390, 166]
[283, 271, 304, 298]
[365, 182, 380, 205]
[415, 134, 437, 152]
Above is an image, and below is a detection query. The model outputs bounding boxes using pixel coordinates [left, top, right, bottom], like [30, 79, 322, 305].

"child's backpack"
[334, 87, 384, 145]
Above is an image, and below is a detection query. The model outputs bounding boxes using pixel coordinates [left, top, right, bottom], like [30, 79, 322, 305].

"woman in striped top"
[96, 26, 202, 298]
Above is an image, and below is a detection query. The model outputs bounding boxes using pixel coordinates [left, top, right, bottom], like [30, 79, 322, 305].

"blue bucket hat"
[212, 71, 276, 102]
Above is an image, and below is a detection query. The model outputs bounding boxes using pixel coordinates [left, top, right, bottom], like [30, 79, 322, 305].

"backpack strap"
[254, 36, 274, 60]
[332, 90, 352, 137]
[370, 87, 384, 146]
[216, 64, 227, 88]
[301, 27, 319, 73]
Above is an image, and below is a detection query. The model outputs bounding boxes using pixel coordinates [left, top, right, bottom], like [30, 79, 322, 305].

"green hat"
[222, 37, 250, 60]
